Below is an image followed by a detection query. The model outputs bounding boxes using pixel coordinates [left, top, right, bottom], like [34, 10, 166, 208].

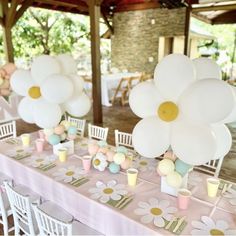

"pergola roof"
[22, 0, 236, 25]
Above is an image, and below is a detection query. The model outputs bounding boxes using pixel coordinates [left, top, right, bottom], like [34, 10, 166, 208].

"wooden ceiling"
[15, 0, 236, 24]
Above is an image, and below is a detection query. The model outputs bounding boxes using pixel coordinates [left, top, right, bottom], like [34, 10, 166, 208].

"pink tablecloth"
[0, 135, 236, 235]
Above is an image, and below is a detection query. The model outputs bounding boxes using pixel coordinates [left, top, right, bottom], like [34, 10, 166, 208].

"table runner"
[0, 135, 236, 235]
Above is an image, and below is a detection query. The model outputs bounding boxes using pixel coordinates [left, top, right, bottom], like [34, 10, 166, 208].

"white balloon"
[69, 74, 84, 95]
[31, 55, 61, 85]
[171, 121, 216, 165]
[18, 97, 35, 123]
[10, 69, 34, 96]
[179, 79, 235, 124]
[33, 99, 62, 128]
[41, 74, 74, 104]
[223, 86, 236, 123]
[211, 124, 232, 160]
[154, 54, 196, 101]
[64, 93, 91, 117]
[193, 57, 221, 80]
[132, 116, 170, 158]
[129, 81, 163, 118]
[56, 54, 77, 75]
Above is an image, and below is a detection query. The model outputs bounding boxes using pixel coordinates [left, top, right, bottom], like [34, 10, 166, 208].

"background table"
[0, 135, 236, 235]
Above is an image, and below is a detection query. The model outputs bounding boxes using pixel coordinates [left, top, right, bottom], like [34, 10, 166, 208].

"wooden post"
[184, 7, 191, 56]
[89, 0, 103, 124]
[2, 26, 14, 62]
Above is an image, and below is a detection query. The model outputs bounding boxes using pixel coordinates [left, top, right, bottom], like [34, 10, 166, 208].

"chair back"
[32, 203, 73, 236]
[68, 117, 86, 137]
[194, 156, 224, 178]
[88, 124, 108, 141]
[0, 120, 16, 141]
[115, 130, 133, 149]
[4, 181, 36, 235]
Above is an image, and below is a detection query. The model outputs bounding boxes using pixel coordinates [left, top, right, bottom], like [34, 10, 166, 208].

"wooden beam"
[184, 7, 191, 56]
[2, 26, 14, 62]
[192, 4, 236, 12]
[212, 10, 236, 24]
[13, 0, 34, 26]
[192, 12, 212, 24]
[115, 2, 160, 12]
[6, 0, 18, 28]
[0, 16, 3, 26]
[89, 0, 103, 124]
[101, 10, 113, 34]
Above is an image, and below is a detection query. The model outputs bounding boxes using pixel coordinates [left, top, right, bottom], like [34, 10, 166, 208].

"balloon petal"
[132, 116, 170, 158]
[33, 99, 62, 128]
[10, 69, 34, 96]
[69, 74, 84, 95]
[56, 54, 77, 75]
[31, 55, 61, 85]
[179, 79, 235, 124]
[171, 120, 216, 165]
[211, 124, 232, 160]
[41, 74, 74, 104]
[18, 97, 35, 123]
[129, 81, 163, 118]
[154, 54, 196, 101]
[193, 57, 221, 80]
[64, 93, 91, 117]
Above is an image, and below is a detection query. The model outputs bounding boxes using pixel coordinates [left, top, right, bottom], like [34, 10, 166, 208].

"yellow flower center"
[210, 229, 224, 236]
[150, 207, 162, 216]
[36, 159, 43, 162]
[28, 86, 41, 99]
[94, 159, 101, 166]
[66, 171, 74, 176]
[103, 188, 113, 194]
[158, 101, 179, 122]
[140, 161, 147, 166]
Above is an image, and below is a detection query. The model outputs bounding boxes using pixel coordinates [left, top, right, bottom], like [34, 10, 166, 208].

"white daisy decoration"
[26, 155, 57, 167]
[132, 157, 157, 172]
[223, 188, 236, 206]
[134, 198, 177, 227]
[92, 153, 108, 171]
[52, 165, 85, 183]
[191, 216, 236, 235]
[88, 180, 128, 203]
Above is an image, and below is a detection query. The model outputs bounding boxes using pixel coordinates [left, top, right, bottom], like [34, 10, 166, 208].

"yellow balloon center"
[94, 159, 101, 166]
[103, 188, 113, 194]
[158, 101, 179, 122]
[210, 229, 224, 236]
[28, 86, 41, 99]
[66, 171, 74, 176]
[140, 161, 147, 166]
[150, 207, 162, 216]
[36, 159, 44, 163]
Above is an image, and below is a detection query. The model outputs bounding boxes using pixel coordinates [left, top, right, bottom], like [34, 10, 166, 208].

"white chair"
[32, 201, 102, 236]
[4, 181, 40, 236]
[0, 173, 14, 236]
[194, 156, 224, 178]
[0, 120, 16, 141]
[115, 130, 133, 149]
[88, 124, 109, 141]
[68, 117, 86, 137]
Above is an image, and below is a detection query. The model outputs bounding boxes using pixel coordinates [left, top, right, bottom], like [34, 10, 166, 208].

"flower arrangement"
[88, 141, 132, 173]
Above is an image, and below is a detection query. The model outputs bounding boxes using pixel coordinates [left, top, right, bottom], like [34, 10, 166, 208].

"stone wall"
[111, 8, 186, 74]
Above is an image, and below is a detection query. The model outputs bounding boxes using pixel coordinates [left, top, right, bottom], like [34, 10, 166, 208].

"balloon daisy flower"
[129, 54, 235, 165]
[10, 54, 91, 129]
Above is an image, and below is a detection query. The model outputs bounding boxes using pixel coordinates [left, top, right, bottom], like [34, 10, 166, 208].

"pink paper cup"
[82, 155, 92, 173]
[38, 130, 45, 140]
[177, 188, 191, 210]
[35, 139, 44, 153]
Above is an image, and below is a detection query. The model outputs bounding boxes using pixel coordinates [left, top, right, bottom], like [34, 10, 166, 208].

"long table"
[0, 135, 236, 235]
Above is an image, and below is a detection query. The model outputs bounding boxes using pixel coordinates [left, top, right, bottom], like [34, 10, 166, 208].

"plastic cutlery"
[173, 216, 186, 233]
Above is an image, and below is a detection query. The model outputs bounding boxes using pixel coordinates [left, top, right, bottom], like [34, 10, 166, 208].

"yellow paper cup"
[21, 133, 30, 147]
[58, 148, 67, 162]
[127, 168, 138, 187]
[207, 177, 220, 197]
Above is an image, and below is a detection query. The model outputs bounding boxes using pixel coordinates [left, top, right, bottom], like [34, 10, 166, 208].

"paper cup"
[207, 177, 220, 197]
[38, 130, 45, 139]
[82, 155, 92, 173]
[21, 133, 30, 147]
[58, 148, 67, 162]
[177, 188, 191, 210]
[127, 168, 138, 187]
[35, 139, 44, 153]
